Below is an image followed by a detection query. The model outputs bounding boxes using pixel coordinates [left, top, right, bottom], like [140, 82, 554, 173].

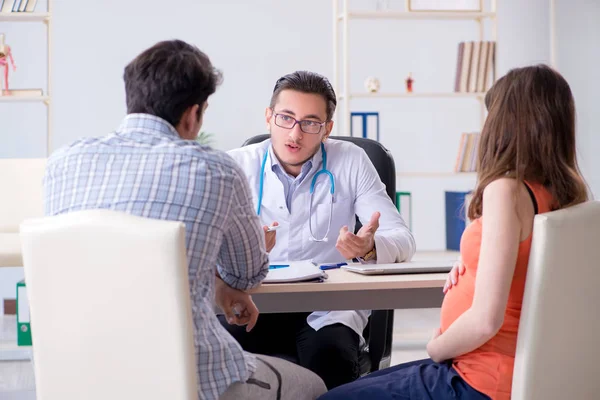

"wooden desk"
[251, 251, 458, 313]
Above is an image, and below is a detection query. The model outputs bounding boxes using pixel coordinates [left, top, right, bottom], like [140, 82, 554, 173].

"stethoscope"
[256, 142, 335, 242]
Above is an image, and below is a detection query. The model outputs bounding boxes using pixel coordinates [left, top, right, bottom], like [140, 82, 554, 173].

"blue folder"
[445, 191, 471, 251]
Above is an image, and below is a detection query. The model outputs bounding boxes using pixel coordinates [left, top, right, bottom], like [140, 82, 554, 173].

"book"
[396, 191, 413, 230]
[1, 0, 15, 13]
[458, 41, 473, 93]
[454, 42, 464, 92]
[476, 41, 490, 93]
[25, 0, 37, 12]
[350, 112, 380, 142]
[445, 191, 471, 251]
[454, 132, 480, 172]
[454, 40, 496, 93]
[485, 41, 496, 91]
[468, 41, 481, 92]
[16, 280, 32, 346]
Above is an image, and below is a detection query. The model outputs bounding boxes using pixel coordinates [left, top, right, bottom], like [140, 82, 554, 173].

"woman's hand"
[443, 259, 466, 294]
[426, 327, 444, 362]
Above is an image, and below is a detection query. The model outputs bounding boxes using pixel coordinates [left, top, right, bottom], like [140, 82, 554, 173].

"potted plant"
[196, 131, 214, 146]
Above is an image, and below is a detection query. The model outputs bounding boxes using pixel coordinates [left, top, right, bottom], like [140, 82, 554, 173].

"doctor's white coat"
[227, 138, 416, 340]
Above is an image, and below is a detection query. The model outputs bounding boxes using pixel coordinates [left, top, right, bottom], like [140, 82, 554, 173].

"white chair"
[0, 158, 46, 267]
[512, 200, 600, 399]
[19, 209, 198, 400]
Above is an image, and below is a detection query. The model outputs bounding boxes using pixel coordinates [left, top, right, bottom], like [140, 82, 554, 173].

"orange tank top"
[439, 182, 554, 400]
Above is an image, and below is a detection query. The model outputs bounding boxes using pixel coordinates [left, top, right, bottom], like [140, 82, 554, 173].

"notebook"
[263, 260, 327, 283]
[342, 260, 454, 275]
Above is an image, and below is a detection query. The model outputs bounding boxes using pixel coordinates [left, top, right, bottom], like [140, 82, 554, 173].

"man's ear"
[176, 104, 201, 140]
[186, 104, 201, 127]
[322, 120, 334, 142]
[265, 107, 273, 130]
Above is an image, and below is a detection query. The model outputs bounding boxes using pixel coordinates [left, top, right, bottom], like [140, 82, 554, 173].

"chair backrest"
[20, 209, 198, 400]
[0, 158, 46, 232]
[512, 200, 600, 399]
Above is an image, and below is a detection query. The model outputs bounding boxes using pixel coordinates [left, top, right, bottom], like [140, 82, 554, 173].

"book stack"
[0, 0, 37, 13]
[454, 41, 496, 93]
[454, 132, 480, 172]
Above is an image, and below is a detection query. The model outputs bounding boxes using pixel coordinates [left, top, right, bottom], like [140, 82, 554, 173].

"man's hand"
[263, 221, 278, 253]
[443, 259, 466, 294]
[335, 211, 380, 260]
[214, 275, 259, 332]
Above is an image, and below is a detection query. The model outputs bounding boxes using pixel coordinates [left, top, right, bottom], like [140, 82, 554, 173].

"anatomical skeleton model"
[0, 33, 17, 96]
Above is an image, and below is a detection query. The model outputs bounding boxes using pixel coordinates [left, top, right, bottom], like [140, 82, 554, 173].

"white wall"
[0, 0, 567, 306]
[554, 0, 600, 198]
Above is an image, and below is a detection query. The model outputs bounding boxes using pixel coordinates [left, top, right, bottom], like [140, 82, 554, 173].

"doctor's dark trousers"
[218, 311, 361, 389]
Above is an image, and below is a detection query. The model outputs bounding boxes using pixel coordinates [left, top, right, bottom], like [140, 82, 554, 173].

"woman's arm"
[427, 178, 523, 362]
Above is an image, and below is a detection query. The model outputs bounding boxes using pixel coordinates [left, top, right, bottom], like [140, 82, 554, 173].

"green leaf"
[196, 131, 214, 145]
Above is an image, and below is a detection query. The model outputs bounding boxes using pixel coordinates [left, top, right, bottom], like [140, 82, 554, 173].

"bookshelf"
[342, 92, 486, 99]
[0, 0, 52, 156]
[398, 171, 477, 178]
[332, 0, 497, 176]
[0, 11, 49, 22]
[0, 95, 49, 103]
[340, 11, 496, 20]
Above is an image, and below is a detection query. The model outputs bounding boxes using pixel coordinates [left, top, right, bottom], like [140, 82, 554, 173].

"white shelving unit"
[340, 10, 496, 20]
[0, 2, 51, 363]
[0, 95, 50, 103]
[397, 171, 477, 178]
[332, 0, 497, 177]
[341, 92, 486, 99]
[0, 2, 53, 156]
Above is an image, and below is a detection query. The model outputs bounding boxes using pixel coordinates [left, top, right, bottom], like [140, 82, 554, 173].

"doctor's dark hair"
[270, 71, 337, 121]
[123, 40, 223, 127]
[468, 64, 588, 220]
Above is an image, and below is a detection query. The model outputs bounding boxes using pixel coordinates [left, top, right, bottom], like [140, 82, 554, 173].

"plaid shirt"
[43, 114, 270, 399]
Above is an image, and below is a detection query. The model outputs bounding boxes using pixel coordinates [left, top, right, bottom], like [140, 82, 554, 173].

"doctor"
[221, 71, 416, 389]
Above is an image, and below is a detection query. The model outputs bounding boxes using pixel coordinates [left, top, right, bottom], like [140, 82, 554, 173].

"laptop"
[341, 260, 454, 275]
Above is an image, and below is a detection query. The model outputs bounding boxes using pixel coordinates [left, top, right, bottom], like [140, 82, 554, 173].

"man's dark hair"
[270, 71, 337, 120]
[123, 40, 222, 127]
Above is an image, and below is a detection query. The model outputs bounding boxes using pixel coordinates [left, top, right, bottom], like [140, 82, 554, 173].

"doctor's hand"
[214, 275, 259, 332]
[336, 211, 380, 260]
[263, 221, 278, 253]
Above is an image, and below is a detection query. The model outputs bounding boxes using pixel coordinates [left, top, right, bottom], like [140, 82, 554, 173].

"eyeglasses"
[273, 113, 327, 135]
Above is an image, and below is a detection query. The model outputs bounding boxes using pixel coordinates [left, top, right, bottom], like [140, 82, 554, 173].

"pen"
[269, 264, 289, 269]
[319, 262, 347, 271]
[266, 225, 280, 232]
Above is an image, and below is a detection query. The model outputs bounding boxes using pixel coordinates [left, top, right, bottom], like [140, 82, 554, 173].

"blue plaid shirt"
[43, 114, 270, 399]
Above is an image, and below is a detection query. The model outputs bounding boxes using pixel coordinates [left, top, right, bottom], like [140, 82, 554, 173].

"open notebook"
[263, 260, 327, 283]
